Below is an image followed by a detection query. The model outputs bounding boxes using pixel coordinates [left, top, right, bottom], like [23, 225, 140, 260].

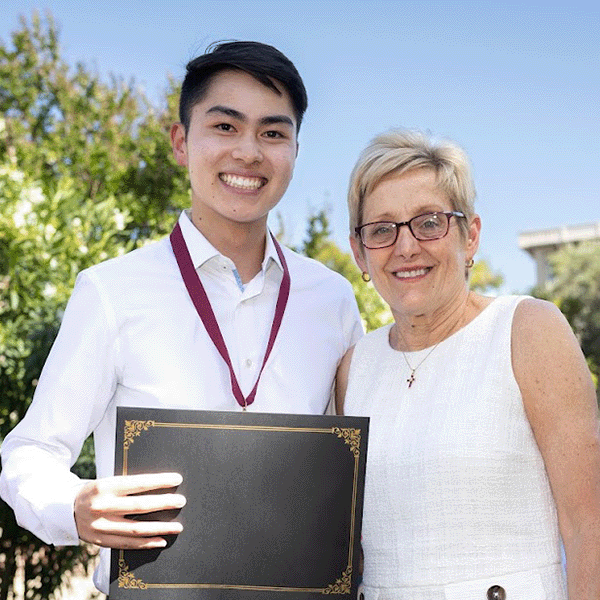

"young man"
[0, 41, 362, 594]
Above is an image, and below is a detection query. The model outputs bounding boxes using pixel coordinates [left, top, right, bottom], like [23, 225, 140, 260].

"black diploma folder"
[109, 407, 369, 600]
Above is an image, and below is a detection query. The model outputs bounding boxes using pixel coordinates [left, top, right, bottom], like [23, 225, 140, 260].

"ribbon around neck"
[170, 222, 291, 409]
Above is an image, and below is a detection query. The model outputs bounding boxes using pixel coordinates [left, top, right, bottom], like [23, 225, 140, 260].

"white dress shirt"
[0, 211, 363, 593]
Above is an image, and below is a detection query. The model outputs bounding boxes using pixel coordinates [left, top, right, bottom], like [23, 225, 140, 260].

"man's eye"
[264, 130, 284, 138]
[216, 123, 234, 132]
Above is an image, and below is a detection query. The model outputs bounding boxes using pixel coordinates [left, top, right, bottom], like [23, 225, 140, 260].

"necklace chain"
[394, 299, 470, 388]
[400, 342, 442, 388]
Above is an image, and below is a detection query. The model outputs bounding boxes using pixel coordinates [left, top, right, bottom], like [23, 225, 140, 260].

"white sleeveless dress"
[345, 296, 567, 600]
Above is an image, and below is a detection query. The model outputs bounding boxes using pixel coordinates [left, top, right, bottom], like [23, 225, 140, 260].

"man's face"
[171, 69, 298, 235]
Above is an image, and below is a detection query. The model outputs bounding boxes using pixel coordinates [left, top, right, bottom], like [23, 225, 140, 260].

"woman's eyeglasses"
[355, 211, 465, 249]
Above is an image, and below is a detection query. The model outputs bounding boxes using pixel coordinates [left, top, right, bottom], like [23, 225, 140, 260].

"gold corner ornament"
[118, 558, 148, 589]
[332, 427, 361, 458]
[123, 419, 155, 449]
[323, 565, 352, 594]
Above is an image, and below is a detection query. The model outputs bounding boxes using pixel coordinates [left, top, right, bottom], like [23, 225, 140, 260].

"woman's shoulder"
[512, 296, 568, 340]
[511, 296, 584, 392]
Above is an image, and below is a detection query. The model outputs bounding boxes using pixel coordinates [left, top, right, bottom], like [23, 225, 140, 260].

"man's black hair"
[179, 41, 308, 134]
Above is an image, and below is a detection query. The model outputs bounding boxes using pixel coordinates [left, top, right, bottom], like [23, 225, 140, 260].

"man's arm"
[0, 271, 186, 548]
[1, 272, 118, 543]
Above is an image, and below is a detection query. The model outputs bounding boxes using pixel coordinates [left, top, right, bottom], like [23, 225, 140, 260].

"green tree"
[297, 210, 391, 332]
[0, 162, 122, 599]
[1, 12, 187, 240]
[0, 12, 186, 599]
[469, 259, 503, 294]
[532, 242, 600, 396]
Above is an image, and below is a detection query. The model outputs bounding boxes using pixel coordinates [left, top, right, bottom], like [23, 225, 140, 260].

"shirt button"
[245, 358, 253, 368]
[487, 586, 506, 600]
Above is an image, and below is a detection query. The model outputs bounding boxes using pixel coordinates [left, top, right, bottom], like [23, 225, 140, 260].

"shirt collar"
[177, 210, 283, 274]
[262, 225, 284, 273]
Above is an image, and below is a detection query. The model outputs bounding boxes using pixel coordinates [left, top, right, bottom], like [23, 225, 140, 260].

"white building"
[519, 221, 600, 287]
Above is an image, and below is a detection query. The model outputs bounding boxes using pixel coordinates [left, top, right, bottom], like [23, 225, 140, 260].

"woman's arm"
[335, 346, 355, 415]
[513, 298, 600, 600]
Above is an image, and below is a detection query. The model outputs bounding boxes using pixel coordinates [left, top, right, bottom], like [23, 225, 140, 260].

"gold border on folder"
[118, 420, 362, 594]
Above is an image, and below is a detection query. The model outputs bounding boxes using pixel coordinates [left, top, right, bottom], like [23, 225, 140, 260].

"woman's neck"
[390, 290, 480, 351]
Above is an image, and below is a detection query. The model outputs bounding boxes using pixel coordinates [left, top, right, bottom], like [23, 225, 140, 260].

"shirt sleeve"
[343, 281, 365, 349]
[0, 270, 118, 545]
[324, 279, 364, 416]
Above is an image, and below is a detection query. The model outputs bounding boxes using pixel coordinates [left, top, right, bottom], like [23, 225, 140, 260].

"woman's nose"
[392, 223, 421, 257]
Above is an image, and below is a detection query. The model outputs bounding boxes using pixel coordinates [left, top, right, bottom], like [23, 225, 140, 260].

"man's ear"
[170, 123, 188, 167]
[350, 235, 368, 274]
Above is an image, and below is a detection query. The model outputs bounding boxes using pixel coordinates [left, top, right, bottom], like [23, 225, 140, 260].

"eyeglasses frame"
[355, 211, 466, 249]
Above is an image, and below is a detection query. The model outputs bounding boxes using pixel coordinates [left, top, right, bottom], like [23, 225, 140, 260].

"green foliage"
[0, 164, 123, 600]
[298, 210, 392, 332]
[532, 242, 600, 395]
[469, 259, 503, 293]
[0, 12, 187, 239]
[0, 12, 185, 599]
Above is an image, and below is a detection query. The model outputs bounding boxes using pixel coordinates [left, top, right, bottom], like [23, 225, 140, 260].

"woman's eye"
[419, 215, 442, 229]
[373, 225, 393, 236]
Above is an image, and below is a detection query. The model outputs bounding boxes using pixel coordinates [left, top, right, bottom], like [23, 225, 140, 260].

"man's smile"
[219, 173, 267, 190]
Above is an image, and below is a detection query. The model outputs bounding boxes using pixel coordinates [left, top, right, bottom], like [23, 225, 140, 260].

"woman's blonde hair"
[348, 129, 476, 237]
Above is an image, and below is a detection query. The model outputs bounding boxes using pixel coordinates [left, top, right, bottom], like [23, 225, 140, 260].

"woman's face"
[350, 168, 480, 321]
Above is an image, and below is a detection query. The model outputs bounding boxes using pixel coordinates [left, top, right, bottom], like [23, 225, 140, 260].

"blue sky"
[2, 0, 599, 293]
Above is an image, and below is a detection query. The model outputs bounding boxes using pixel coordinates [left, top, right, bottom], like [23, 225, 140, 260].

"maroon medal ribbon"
[170, 222, 291, 409]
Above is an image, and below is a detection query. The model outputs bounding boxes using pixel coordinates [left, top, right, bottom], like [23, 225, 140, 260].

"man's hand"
[74, 473, 186, 548]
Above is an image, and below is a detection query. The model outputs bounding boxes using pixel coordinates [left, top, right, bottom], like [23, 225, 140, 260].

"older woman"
[336, 130, 600, 600]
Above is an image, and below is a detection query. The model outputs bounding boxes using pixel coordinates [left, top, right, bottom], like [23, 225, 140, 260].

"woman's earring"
[361, 272, 371, 282]
[466, 258, 475, 269]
